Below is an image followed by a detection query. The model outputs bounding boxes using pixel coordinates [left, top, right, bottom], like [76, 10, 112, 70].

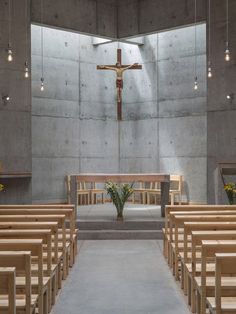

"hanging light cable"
[40, 0, 44, 91]
[24, 0, 29, 78]
[207, 0, 212, 78]
[225, 0, 230, 61]
[194, 0, 198, 90]
[7, 0, 13, 62]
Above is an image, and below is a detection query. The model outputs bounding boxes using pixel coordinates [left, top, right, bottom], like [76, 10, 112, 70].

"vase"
[116, 206, 124, 221]
[229, 196, 236, 205]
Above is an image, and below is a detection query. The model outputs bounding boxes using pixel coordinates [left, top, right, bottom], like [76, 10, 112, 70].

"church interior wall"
[207, 0, 236, 204]
[31, 0, 118, 39]
[31, 24, 207, 204]
[0, 0, 32, 204]
[158, 24, 207, 203]
[0, 0, 234, 205]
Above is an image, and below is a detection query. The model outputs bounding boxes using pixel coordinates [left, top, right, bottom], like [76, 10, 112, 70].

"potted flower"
[224, 183, 236, 205]
[0, 184, 4, 192]
[105, 182, 134, 220]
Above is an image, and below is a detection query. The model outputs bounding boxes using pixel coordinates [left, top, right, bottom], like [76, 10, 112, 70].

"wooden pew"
[185, 229, 236, 311]
[169, 214, 236, 280]
[163, 205, 236, 258]
[206, 253, 236, 314]
[0, 267, 16, 314]
[0, 250, 39, 314]
[0, 229, 53, 310]
[0, 215, 68, 278]
[194, 240, 236, 314]
[0, 223, 59, 306]
[0, 207, 77, 266]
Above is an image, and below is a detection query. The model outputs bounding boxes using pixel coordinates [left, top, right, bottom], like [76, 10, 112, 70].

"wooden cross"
[97, 49, 142, 120]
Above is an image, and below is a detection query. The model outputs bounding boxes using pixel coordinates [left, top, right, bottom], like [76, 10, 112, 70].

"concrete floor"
[52, 240, 190, 314]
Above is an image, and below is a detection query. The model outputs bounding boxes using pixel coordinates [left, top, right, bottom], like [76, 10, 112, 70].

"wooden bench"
[0, 223, 59, 308]
[194, 240, 236, 314]
[0, 214, 69, 277]
[168, 214, 236, 279]
[0, 207, 77, 266]
[163, 205, 236, 258]
[206, 253, 236, 314]
[0, 204, 78, 314]
[0, 249, 40, 314]
[0, 267, 16, 314]
[186, 229, 236, 311]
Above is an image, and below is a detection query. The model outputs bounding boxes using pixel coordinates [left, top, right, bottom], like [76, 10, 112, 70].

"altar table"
[69, 173, 170, 217]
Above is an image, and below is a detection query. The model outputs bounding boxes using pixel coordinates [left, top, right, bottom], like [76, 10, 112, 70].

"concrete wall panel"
[79, 120, 118, 158]
[159, 116, 207, 158]
[160, 157, 207, 203]
[120, 119, 158, 158]
[32, 116, 80, 158]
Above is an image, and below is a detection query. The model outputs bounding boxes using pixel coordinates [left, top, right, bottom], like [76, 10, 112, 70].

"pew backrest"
[0, 252, 31, 314]
[0, 267, 16, 314]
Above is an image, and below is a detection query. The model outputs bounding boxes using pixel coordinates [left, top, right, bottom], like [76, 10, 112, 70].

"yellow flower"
[0, 184, 4, 192]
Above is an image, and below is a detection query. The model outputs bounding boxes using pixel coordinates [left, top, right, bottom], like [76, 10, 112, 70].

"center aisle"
[52, 240, 190, 314]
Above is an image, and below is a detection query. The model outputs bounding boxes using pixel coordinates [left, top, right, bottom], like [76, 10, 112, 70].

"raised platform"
[77, 203, 164, 240]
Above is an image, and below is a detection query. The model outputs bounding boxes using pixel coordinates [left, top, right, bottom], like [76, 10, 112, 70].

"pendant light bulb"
[24, 62, 29, 78]
[225, 48, 230, 62]
[208, 66, 212, 78]
[7, 45, 13, 62]
[194, 77, 198, 91]
[40, 77, 44, 91]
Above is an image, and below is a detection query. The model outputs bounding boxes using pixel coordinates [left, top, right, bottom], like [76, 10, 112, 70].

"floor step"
[77, 219, 164, 230]
[78, 230, 163, 240]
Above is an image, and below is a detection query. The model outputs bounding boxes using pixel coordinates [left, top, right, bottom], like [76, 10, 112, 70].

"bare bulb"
[194, 77, 198, 91]
[225, 48, 230, 62]
[7, 48, 13, 62]
[24, 62, 29, 78]
[40, 77, 44, 91]
[208, 67, 212, 78]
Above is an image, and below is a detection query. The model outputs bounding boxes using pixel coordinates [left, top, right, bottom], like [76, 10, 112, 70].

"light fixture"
[194, 77, 198, 90]
[24, 61, 29, 78]
[226, 93, 234, 100]
[207, 64, 212, 78]
[24, 0, 29, 78]
[2, 95, 10, 103]
[7, 44, 13, 62]
[193, 0, 198, 91]
[40, 77, 44, 91]
[7, 0, 13, 62]
[207, 0, 212, 78]
[40, 0, 45, 91]
[225, 0, 230, 62]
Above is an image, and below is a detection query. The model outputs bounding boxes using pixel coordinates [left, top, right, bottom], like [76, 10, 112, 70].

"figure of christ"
[97, 49, 142, 120]
[99, 62, 138, 103]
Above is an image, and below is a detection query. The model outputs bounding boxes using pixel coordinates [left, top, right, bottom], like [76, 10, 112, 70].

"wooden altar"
[69, 173, 170, 217]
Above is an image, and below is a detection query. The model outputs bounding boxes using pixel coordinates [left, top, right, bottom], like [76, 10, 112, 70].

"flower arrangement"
[105, 182, 134, 220]
[224, 183, 236, 205]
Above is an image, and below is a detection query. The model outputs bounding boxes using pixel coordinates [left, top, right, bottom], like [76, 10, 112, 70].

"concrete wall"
[31, 0, 117, 39]
[0, 0, 32, 204]
[117, 0, 206, 38]
[30, 0, 206, 40]
[31, 24, 206, 203]
[158, 24, 207, 203]
[207, 0, 236, 204]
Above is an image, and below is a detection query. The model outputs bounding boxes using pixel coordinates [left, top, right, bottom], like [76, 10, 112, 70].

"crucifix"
[97, 49, 142, 120]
